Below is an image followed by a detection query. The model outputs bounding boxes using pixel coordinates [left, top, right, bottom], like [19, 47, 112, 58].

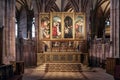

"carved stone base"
[45, 63, 81, 72]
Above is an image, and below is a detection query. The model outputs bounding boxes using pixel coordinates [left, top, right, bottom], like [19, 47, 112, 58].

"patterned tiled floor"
[42, 72, 87, 80]
[23, 68, 114, 80]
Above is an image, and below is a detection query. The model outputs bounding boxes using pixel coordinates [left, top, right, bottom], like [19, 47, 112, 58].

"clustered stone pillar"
[19, 8, 27, 39]
[0, 0, 4, 27]
[0, 0, 5, 65]
[110, 0, 120, 58]
[32, 0, 39, 54]
[3, 0, 16, 64]
[34, 13, 39, 53]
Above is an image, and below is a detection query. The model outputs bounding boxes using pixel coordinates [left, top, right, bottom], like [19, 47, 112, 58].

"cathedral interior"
[0, 0, 120, 80]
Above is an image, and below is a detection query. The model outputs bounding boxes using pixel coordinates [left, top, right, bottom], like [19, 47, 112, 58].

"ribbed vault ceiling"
[16, 0, 110, 15]
[15, 0, 110, 38]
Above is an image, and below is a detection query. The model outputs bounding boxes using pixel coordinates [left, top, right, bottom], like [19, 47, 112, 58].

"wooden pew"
[0, 64, 22, 80]
[106, 58, 120, 75]
[10, 61, 24, 75]
[7, 75, 22, 80]
[114, 65, 120, 80]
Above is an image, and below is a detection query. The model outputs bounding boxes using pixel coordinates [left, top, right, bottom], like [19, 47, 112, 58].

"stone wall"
[89, 39, 111, 67]
[19, 8, 27, 38]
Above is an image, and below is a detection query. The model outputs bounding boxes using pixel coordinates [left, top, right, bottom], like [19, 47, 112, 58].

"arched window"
[105, 18, 110, 38]
[105, 18, 110, 27]
[32, 18, 35, 38]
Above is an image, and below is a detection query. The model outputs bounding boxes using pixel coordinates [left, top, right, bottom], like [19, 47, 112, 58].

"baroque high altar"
[37, 12, 88, 71]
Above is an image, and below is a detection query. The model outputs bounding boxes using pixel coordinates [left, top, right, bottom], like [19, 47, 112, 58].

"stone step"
[46, 63, 82, 72]
[35, 64, 46, 71]
[35, 63, 91, 72]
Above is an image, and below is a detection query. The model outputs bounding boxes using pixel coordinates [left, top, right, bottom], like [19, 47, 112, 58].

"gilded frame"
[39, 13, 50, 40]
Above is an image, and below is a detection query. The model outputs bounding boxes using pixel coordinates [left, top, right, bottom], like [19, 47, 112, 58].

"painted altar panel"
[39, 12, 86, 40]
[63, 12, 74, 39]
[39, 13, 50, 40]
[74, 13, 86, 40]
[51, 12, 62, 39]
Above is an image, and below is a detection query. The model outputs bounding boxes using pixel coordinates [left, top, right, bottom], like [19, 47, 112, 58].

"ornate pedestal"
[37, 52, 88, 71]
[46, 63, 81, 72]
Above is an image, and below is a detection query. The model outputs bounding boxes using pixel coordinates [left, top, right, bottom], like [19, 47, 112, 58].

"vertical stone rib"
[110, 0, 115, 57]
[110, 0, 119, 58]
[6, 0, 9, 57]
[10, 0, 16, 60]
[3, 0, 16, 64]
[116, 0, 119, 57]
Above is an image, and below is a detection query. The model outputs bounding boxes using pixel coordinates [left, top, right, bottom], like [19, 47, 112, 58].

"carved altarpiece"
[38, 12, 86, 53]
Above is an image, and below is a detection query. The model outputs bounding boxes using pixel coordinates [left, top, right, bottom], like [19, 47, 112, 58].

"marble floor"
[23, 68, 114, 80]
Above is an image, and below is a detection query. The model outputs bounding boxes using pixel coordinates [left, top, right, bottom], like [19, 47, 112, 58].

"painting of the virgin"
[52, 16, 62, 39]
[64, 16, 73, 38]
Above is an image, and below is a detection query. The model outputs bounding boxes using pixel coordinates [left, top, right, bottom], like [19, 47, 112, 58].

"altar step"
[45, 63, 82, 72]
[35, 63, 90, 72]
[35, 64, 47, 72]
[81, 64, 91, 71]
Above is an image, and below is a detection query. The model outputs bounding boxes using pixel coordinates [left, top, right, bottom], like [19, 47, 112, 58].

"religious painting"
[63, 13, 73, 39]
[74, 13, 86, 39]
[51, 13, 62, 39]
[39, 13, 50, 40]
[39, 12, 86, 41]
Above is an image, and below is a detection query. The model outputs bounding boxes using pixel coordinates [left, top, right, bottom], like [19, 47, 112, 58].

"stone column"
[3, 0, 16, 64]
[0, 0, 5, 64]
[86, 0, 91, 51]
[32, 0, 39, 53]
[0, 0, 5, 27]
[34, 13, 39, 53]
[110, 0, 119, 58]
[27, 11, 34, 39]
[19, 8, 27, 39]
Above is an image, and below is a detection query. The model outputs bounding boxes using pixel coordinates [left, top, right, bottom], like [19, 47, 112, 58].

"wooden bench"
[7, 75, 22, 80]
[106, 58, 120, 75]
[114, 65, 120, 80]
[0, 64, 22, 80]
[10, 61, 24, 75]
